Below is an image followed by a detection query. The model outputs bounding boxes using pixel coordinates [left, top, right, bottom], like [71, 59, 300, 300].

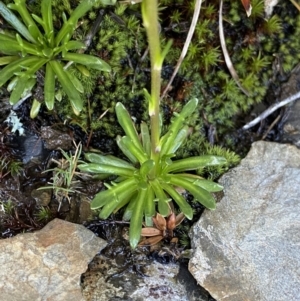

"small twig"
[119, 0, 142, 3]
[160, 0, 202, 100]
[64, 9, 106, 70]
[219, 0, 249, 96]
[242, 91, 300, 130]
[83, 9, 106, 51]
[290, 0, 300, 12]
[86, 108, 109, 148]
[70, 141, 81, 181]
[12, 93, 32, 109]
[262, 113, 281, 140]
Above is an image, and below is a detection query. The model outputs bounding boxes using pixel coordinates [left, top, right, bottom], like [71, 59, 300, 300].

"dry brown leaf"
[141, 227, 162, 237]
[240, 0, 252, 17]
[152, 213, 167, 231]
[139, 235, 164, 246]
[166, 212, 176, 230]
[219, 0, 250, 96]
[175, 212, 185, 227]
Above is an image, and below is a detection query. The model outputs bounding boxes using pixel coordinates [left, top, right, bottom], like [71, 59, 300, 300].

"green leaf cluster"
[0, 0, 111, 117]
[55, 3, 148, 136]
[38, 142, 83, 210]
[78, 98, 226, 248]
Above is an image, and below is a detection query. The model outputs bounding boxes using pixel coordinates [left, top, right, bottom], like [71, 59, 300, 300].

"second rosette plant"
[0, 0, 111, 117]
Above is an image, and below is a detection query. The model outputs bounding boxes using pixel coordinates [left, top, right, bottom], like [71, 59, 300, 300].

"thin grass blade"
[165, 156, 227, 173]
[49, 60, 83, 114]
[62, 53, 111, 72]
[84, 153, 135, 169]
[175, 174, 224, 192]
[0, 2, 36, 43]
[160, 182, 193, 219]
[169, 174, 216, 209]
[78, 163, 136, 177]
[116, 136, 138, 164]
[44, 63, 55, 110]
[129, 187, 147, 248]
[160, 98, 198, 156]
[91, 177, 137, 209]
[115, 102, 144, 152]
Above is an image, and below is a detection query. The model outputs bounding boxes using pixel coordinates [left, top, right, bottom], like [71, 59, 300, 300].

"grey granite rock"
[280, 64, 300, 147]
[189, 141, 300, 301]
[0, 219, 106, 301]
[41, 126, 73, 150]
[82, 254, 210, 301]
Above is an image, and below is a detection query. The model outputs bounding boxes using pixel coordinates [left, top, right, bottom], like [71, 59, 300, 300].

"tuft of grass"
[0, 155, 23, 180]
[35, 206, 52, 222]
[38, 142, 85, 211]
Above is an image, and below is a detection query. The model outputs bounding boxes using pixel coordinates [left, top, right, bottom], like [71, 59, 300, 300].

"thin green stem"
[141, 0, 162, 176]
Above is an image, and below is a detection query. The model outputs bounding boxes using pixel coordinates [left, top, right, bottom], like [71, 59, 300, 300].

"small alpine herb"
[0, 0, 112, 117]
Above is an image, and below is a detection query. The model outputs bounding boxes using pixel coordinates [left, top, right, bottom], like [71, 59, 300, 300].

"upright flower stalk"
[141, 0, 171, 176]
[79, 0, 227, 248]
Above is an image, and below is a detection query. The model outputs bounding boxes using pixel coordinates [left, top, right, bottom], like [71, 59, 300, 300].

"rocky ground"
[189, 141, 300, 301]
[1, 102, 300, 300]
[0, 1, 300, 300]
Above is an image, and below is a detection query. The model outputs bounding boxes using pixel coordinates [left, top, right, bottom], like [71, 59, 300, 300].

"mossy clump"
[2, 0, 299, 156]
[55, 2, 149, 138]
[159, 0, 299, 140]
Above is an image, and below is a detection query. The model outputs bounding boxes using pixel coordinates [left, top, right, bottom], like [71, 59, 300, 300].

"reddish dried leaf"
[152, 213, 167, 231]
[240, 0, 252, 17]
[166, 212, 176, 230]
[170, 237, 178, 244]
[141, 227, 162, 237]
[175, 212, 185, 227]
[138, 235, 164, 246]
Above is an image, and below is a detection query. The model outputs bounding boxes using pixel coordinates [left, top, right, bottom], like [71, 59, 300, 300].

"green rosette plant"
[78, 0, 227, 249]
[78, 99, 226, 248]
[0, 0, 112, 117]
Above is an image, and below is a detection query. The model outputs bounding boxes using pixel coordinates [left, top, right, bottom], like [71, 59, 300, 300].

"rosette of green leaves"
[78, 98, 226, 248]
[0, 0, 112, 117]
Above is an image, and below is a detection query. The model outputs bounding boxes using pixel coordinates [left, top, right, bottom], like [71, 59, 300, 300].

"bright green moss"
[3, 0, 298, 155]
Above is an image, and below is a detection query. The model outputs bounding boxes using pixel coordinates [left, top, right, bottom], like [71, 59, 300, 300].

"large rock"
[280, 63, 300, 147]
[0, 219, 106, 301]
[189, 141, 300, 301]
